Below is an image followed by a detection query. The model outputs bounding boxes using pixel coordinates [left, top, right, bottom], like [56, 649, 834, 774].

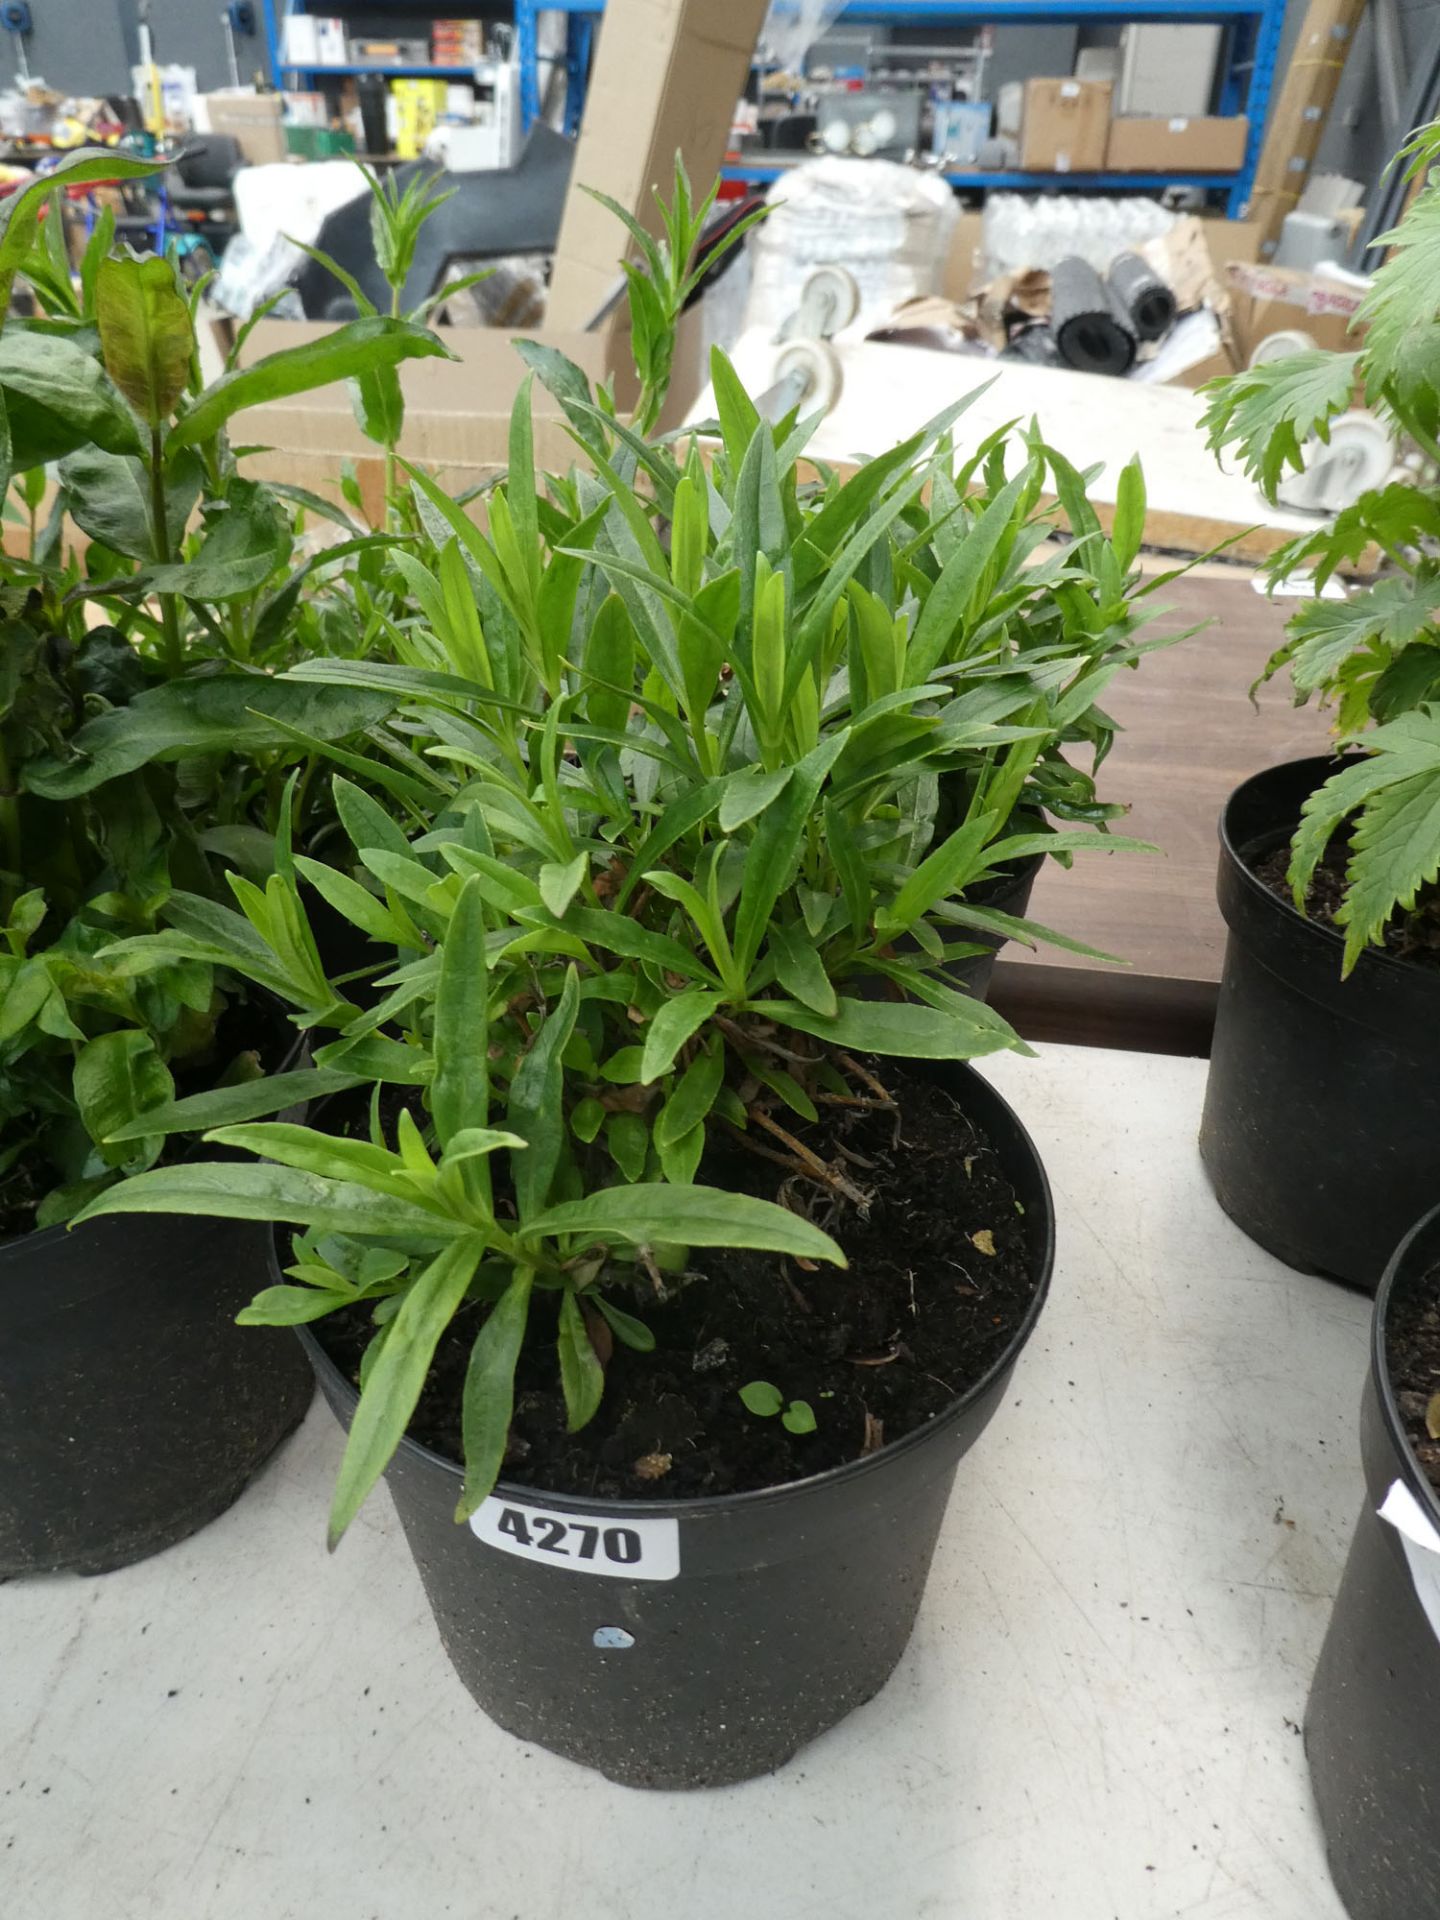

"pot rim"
[1219, 753, 1440, 992]
[1371, 1203, 1440, 1535]
[295, 1059, 1056, 1525]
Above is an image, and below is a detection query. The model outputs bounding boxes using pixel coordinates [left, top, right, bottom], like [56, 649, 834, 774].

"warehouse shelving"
[739, 0, 1287, 218]
[262, 2, 602, 139]
[262, 0, 1282, 217]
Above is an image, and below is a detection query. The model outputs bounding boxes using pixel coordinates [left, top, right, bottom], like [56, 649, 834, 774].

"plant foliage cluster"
[1202, 121, 1440, 973]
[4, 155, 1168, 1539]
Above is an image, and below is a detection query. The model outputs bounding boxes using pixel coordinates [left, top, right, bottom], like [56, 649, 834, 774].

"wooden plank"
[1247, 0, 1368, 257]
[988, 571, 1337, 1053]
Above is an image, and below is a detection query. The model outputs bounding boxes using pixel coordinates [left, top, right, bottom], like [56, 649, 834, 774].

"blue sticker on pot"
[471, 1497, 681, 1581]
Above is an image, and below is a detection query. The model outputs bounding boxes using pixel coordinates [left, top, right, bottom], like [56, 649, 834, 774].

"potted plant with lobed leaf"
[1197, 123, 1440, 1290]
[0, 151, 448, 1576]
[1305, 1202, 1440, 1918]
[74, 205, 1172, 1781]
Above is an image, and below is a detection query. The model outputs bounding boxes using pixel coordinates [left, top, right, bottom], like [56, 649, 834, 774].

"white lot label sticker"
[471, 1498, 680, 1581]
[1378, 1479, 1440, 1642]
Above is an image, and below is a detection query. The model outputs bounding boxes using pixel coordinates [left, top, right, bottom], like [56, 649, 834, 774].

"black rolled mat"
[1106, 250, 1178, 342]
[1050, 256, 1137, 376]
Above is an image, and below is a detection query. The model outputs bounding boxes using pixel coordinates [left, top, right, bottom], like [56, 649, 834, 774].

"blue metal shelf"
[835, 0, 1266, 13]
[515, 0, 605, 134]
[722, 162, 1247, 192]
[288, 63, 495, 80]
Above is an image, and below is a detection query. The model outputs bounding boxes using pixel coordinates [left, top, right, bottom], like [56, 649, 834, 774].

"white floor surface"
[1, 1045, 1372, 1920]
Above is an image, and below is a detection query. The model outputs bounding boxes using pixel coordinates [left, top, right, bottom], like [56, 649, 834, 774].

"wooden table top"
[988, 567, 1336, 1055]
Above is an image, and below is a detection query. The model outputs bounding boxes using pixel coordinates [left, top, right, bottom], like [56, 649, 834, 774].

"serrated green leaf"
[1338, 763, 1440, 973]
[1201, 351, 1362, 502]
[1284, 577, 1440, 694]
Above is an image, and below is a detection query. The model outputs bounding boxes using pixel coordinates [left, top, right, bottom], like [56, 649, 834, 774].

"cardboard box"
[1020, 78, 1112, 173]
[941, 209, 986, 302]
[1224, 260, 1367, 362]
[1105, 114, 1249, 173]
[232, 310, 707, 512]
[199, 91, 286, 166]
[547, 0, 772, 330]
[1195, 216, 1260, 272]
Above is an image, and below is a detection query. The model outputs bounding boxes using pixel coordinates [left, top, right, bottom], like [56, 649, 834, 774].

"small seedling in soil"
[739, 1381, 818, 1435]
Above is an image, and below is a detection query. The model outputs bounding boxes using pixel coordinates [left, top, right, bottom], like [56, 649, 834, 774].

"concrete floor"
[1, 1045, 1372, 1920]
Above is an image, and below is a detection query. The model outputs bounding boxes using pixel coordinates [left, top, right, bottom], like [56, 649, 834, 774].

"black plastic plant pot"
[0, 1209, 314, 1578]
[948, 855, 1043, 1000]
[299, 1060, 1055, 1790]
[874, 855, 1041, 1004]
[1305, 1205, 1440, 1917]
[1199, 755, 1440, 1291]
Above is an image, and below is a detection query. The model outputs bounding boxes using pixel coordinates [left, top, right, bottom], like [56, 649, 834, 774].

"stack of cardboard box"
[1018, 74, 1249, 174]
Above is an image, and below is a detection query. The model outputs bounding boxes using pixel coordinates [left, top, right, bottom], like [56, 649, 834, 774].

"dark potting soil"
[315, 1061, 1040, 1502]
[1387, 1259, 1440, 1499]
[1250, 837, 1440, 972]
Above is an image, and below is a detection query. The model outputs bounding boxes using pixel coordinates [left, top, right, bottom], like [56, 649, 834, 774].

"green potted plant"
[1197, 121, 1440, 1291]
[0, 151, 448, 1576]
[72, 218, 1171, 1778]
[1304, 1201, 1440, 1919]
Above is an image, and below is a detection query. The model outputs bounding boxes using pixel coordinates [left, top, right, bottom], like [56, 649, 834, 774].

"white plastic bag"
[757, 0, 849, 72]
[744, 157, 957, 336]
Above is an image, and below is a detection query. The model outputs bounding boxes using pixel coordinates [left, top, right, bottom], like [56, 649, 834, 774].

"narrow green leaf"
[593, 1294, 656, 1352]
[171, 318, 453, 450]
[908, 470, 1029, 681]
[1110, 456, 1147, 572]
[527, 1185, 846, 1264]
[431, 875, 489, 1148]
[641, 989, 721, 1084]
[71, 1162, 460, 1239]
[769, 922, 838, 1017]
[104, 1067, 363, 1143]
[557, 1289, 606, 1433]
[294, 855, 417, 949]
[876, 812, 998, 938]
[329, 1235, 483, 1546]
[237, 1285, 355, 1327]
[734, 731, 849, 978]
[655, 1035, 725, 1149]
[764, 995, 1025, 1061]
[456, 1266, 533, 1519]
[507, 967, 580, 1220]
